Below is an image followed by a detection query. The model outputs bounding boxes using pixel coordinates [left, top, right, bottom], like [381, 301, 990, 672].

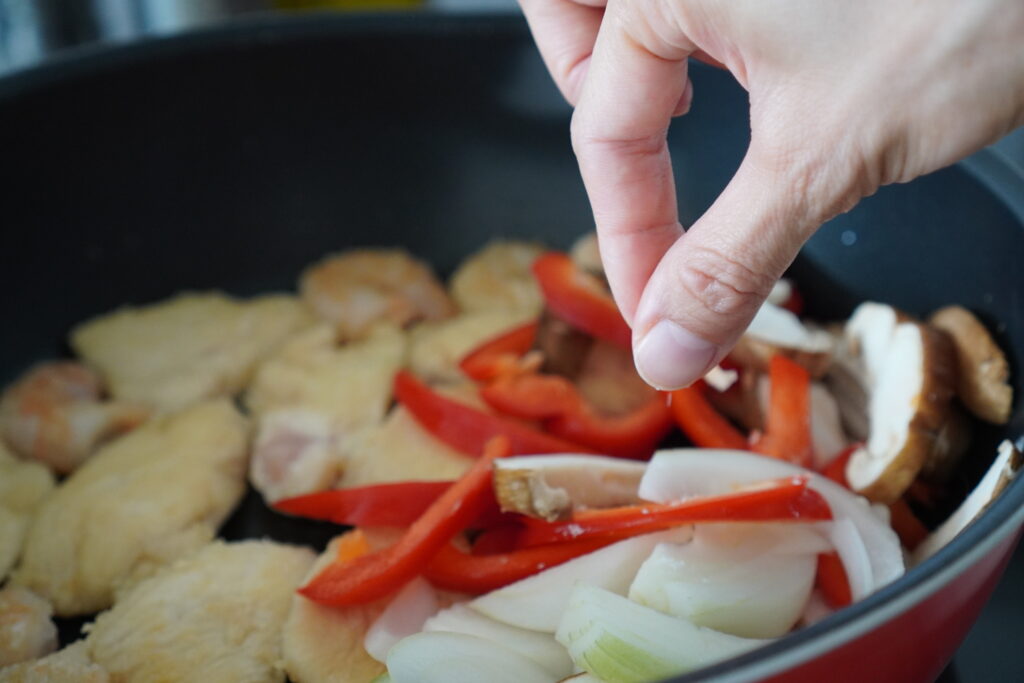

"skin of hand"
[519, 0, 1024, 390]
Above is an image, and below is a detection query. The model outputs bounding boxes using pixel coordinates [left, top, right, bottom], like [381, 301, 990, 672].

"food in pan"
[0, 237, 1017, 683]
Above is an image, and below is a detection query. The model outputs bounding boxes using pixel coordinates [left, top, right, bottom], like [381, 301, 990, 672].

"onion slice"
[364, 577, 439, 662]
[386, 631, 553, 683]
[638, 449, 904, 601]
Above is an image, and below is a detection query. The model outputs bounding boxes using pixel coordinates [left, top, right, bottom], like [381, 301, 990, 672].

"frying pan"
[1, 13, 1022, 683]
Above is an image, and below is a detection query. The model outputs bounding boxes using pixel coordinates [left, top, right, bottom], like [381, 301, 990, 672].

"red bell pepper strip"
[816, 551, 852, 608]
[459, 321, 540, 382]
[424, 537, 616, 594]
[298, 437, 510, 607]
[515, 476, 831, 547]
[275, 481, 454, 527]
[481, 373, 673, 460]
[470, 523, 526, 556]
[752, 355, 813, 467]
[669, 383, 749, 450]
[532, 252, 632, 349]
[821, 444, 858, 488]
[887, 498, 929, 551]
[394, 370, 593, 456]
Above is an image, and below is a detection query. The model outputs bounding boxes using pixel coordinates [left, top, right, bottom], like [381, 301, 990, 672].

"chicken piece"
[283, 531, 396, 683]
[13, 400, 249, 616]
[409, 311, 534, 384]
[71, 292, 311, 412]
[339, 405, 474, 488]
[449, 241, 544, 315]
[0, 443, 55, 581]
[301, 249, 455, 340]
[0, 362, 149, 473]
[85, 540, 314, 683]
[569, 232, 603, 277]
[0, 642, 108, 683]
[245, 324, 407, 502]
[0, 587, 57, 667]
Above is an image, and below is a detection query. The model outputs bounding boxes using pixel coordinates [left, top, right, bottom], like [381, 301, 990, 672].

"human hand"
[519, 0, 1024, 389]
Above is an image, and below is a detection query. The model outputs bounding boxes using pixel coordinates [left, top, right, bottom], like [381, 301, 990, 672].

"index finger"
[570, 3, 694, 324]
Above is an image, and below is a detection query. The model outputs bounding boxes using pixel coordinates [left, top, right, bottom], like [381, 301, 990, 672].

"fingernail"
[634, 320, 718, 390]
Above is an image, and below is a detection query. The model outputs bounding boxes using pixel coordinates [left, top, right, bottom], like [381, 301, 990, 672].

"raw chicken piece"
[409, 311, 533, 384]
[339, 405, 474, 488]
[283, 532, 395, 683]
[0, 587, 57, 667]
[0, 362, 148, 473]
[245, 324, 406, 502]
[71, 292, 311, 412]
[13, 400, 249, 616]
[0, 642, 108, 683]
[301, 249, 455, 340]
[449, 241, 544, 315]
[85, 540, 313, 683]
[0, 443, 54, 581]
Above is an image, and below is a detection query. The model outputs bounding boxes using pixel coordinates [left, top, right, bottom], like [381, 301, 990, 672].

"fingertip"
[633, 319, 719, 390]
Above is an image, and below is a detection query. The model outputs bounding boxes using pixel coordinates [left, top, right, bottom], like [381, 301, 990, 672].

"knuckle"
[676, 245, 775, 320]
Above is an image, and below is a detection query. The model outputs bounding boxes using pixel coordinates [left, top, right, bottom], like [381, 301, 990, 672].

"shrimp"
[0, 586, 58, 667]
[300, 249, 456, 340]
[0, 362, 150, 474]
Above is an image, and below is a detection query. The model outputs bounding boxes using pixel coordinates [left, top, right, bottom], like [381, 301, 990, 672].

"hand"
[519, 0, 1024, 389]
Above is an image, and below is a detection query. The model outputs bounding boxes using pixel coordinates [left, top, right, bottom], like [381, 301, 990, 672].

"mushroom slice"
[913, 440, 1022, 564]
[918, 406, 973, 484]
[731, 302, 834, 378]
[844, 303, 956, 504]
[929, 305, 1013, 424]
[493, 455, 646, 521]
[823, 328, 870, 442]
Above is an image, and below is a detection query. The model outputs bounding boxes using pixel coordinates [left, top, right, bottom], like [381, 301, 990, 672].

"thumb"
[631, 149, 835, 390]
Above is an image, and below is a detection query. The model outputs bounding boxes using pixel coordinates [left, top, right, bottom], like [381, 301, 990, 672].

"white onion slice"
[556, 583, 767, 682]
[470, 528, 692, 632]
[364, 577, 440, 662]
[423, 604, 573, 678]
[638, 449, 904, 601]
[386, 631, 553, 683]
[628, 528, 818, 638]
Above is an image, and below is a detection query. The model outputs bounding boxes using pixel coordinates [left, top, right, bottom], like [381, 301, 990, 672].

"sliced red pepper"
[516, 476, 831, 546]
[459, 321, 540, 382]
[752, 355, 813, 467]
[816, 551, 852, 608]
[275, 481, 454, 527]
[821, 444, 859, 488]
[532, 252, 632, 349]
[481, 373, 672, 460]
[888, 498, 929, 551]
[424, 537, 615, 594]
[394, 370, 593, 456]
[470, 523, 526, 556]
[669, 383, 749, 450]
[298, 437, 510, 607]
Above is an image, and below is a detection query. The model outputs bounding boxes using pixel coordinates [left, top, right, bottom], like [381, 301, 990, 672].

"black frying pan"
[1, 13, 1022, 682]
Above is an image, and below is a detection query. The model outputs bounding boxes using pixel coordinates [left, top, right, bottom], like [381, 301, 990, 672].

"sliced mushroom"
[823, 328, 871, 442]
[535, 311, 594, 380]
[707, 369, 764, 432]
[844, 303, 956, 504]
[912, 440, 1022, 564]
[731, 302, 834, 379]
[929, 305, 1013, 424]
[918, 405, 973, 484]
[493, 455, 646, 521]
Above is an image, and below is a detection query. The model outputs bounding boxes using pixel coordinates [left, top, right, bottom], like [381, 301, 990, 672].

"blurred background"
[0, 2, 1021, 681]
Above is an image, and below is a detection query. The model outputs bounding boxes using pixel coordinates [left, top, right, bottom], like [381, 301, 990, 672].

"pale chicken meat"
[408, 311, 533, 384]
[12, 400, 249, 616]
[0, 362, 149, 473]
[448, 241, 544, 315]
[0, 642, 108, 683]
[300, 249, 455, 340]
[71, 292, 311, 412]
[0, 443, 54, 581]
[84, 541, 313, 683]
[245, 324, 407, 502]
[0, 587, 57, 667]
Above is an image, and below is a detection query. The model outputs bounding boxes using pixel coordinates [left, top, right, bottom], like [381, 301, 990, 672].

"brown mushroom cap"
[844, 303, 956, 504]
[929, 305, 1013, 424]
